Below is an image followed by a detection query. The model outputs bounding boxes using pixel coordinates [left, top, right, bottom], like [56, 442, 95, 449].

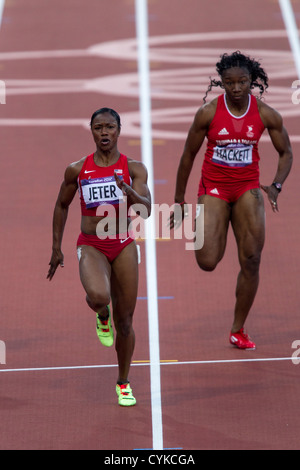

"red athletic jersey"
[77, 153, 131, 217]
[202, 94, 265, 184]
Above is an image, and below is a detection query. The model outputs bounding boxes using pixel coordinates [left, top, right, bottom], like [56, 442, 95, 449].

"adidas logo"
[210, 188, 219, 195]
[218, 128, 229, 135]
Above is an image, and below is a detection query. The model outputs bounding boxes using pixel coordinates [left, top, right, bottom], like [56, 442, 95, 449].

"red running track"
[0, 0, 299, 450]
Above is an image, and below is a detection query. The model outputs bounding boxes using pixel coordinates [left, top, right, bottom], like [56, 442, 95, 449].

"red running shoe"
[230, 328, 256, 350]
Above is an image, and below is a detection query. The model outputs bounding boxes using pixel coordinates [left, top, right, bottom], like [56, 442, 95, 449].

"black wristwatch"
[272, 182, 282, 193]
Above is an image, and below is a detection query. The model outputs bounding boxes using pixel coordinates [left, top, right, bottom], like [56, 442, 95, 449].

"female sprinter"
[170, 52, 293, 350]
[47, 108, 151, 406]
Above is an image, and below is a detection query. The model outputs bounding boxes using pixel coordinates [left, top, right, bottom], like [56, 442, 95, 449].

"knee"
[115, 313, 134, 338]
[195, 253, 218, 272]
[240, 253, 262, 276]
[198, 262, 218, 272]
[86, 291, 111, 312]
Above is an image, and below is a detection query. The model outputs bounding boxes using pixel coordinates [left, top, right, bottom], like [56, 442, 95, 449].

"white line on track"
[279, 0, 300, 79]
[135, 0, 163, 451]
[0, 357, 295, 374]
[0, 0, 5, 29]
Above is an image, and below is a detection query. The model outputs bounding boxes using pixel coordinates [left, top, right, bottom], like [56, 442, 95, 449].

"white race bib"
[212, 144, 253, 168]
[81, 176, 123, 209]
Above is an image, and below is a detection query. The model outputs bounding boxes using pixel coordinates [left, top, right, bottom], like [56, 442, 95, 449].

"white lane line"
[279, 0, 300, 79]
[0, 0, 5, 29]
[0, 356, 296, 374]
[135, 0, 163, 452]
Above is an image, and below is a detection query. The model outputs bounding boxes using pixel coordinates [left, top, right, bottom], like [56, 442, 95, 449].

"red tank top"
[202, 94, 265, 183]
[78, 153, 132, 217]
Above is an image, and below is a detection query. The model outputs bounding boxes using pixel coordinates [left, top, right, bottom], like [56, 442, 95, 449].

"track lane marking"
[0, 356, 295, 373]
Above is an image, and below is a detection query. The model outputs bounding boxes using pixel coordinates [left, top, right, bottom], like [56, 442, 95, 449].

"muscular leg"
[78, 245, 111, 319]
[231, 189, 265, 333]
[111, 242, 138, 384]
[195, 195, 231, 271]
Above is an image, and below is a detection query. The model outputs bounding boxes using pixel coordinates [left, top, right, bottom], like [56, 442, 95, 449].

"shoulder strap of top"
[79, 153, 94, 175]
[119, 154, 131, 186]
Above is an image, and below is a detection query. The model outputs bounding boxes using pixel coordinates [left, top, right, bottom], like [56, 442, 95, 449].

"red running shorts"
[198, 176, 260, 204]
[77, 232, 135, 264]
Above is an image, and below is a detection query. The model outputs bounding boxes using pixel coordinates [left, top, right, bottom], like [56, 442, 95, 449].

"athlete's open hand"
[168, 203, 188, 230]
[261, 185, 279, 213]
[47, 248, 64, 281]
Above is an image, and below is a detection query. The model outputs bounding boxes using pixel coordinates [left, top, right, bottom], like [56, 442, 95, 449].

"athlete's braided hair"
[203, 51, 269, 103]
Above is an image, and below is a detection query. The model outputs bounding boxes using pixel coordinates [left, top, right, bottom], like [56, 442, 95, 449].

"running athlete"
[170, 52, 293, 350]
[47, 108, 151, 406]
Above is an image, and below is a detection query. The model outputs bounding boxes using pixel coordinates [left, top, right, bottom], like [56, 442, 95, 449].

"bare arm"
[169, 101, 216, 229]
[174, 108, 209, 203]
[47, 162, 82, 280]
[259, 102, 293, 212]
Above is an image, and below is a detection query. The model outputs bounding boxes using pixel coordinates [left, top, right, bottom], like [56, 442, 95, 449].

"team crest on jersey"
[246, 125, 255, 138]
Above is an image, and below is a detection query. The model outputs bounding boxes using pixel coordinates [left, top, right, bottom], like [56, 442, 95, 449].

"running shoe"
[230, 328, 256, 350]
[116, 383, 137, 407]
[96, 306, 114, 348]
